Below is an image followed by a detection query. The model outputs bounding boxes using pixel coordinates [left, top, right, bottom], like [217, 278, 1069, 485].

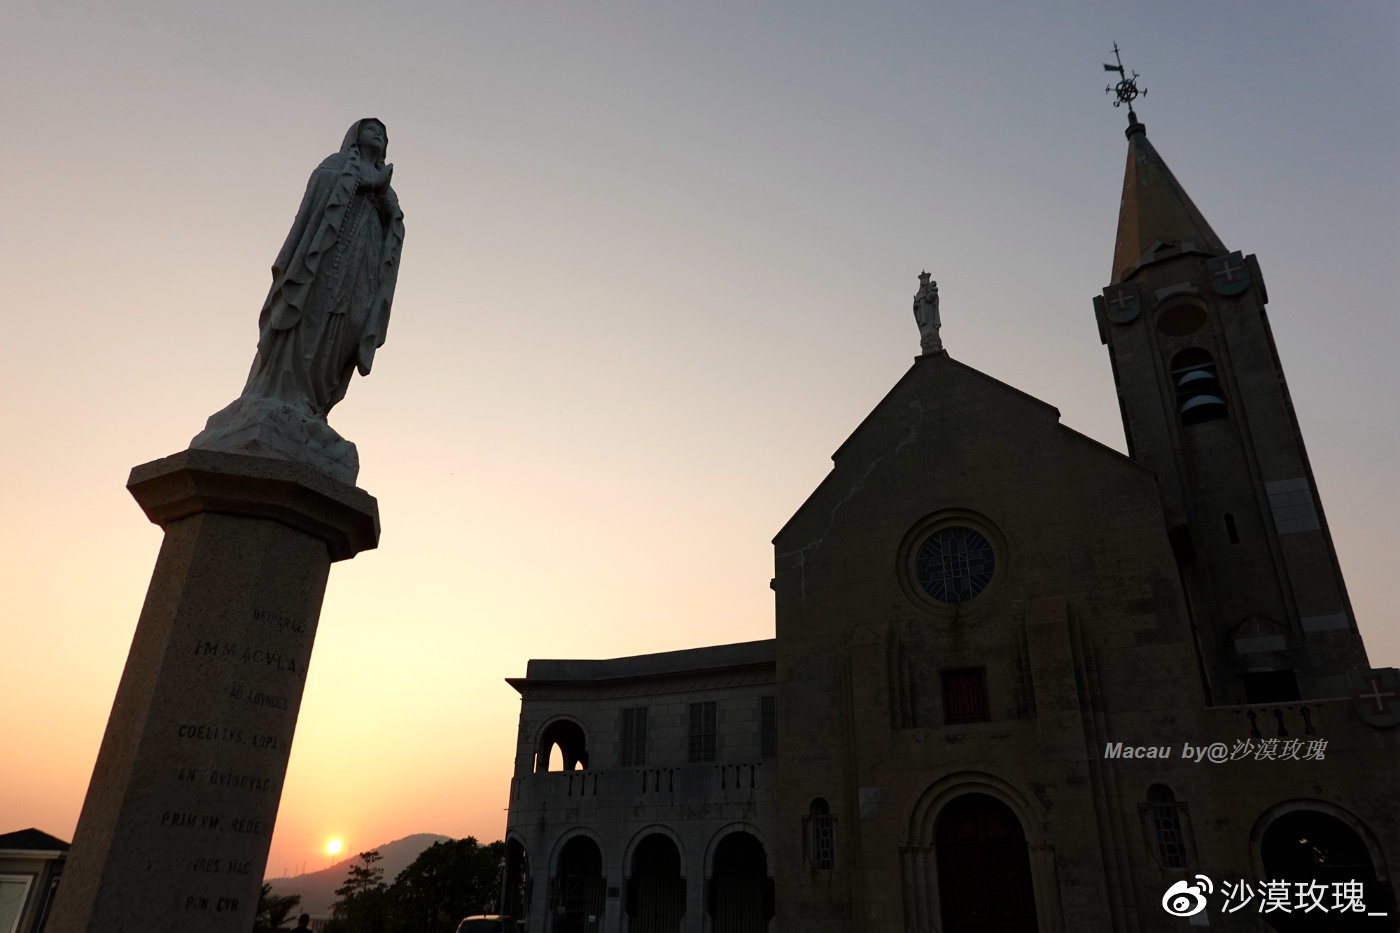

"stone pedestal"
[48, 449, 379, 933]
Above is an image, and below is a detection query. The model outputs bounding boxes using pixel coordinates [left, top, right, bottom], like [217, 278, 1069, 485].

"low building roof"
[508, 639, 775, 691]
[0, 827, 70, 853]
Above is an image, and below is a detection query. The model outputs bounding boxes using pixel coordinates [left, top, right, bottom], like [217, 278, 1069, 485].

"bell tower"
[1092, 86, 1368, 705]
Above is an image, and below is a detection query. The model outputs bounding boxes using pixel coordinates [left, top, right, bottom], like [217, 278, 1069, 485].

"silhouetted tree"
[328, 849, 389, 933]
[253, 882, 302, 932]
[386, 838, 505, 933]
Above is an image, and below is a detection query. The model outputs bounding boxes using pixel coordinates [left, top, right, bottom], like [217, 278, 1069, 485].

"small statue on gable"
[913, 271, 942, 355]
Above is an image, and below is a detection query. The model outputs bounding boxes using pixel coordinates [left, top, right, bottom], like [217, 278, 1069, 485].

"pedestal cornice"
[127, 448, 379, 561]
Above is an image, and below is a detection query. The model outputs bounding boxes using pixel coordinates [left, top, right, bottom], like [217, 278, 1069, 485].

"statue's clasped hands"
[361, 162, 393, 191]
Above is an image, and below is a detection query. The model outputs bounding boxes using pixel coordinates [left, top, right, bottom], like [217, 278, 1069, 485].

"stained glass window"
[915, 526, 995, 603]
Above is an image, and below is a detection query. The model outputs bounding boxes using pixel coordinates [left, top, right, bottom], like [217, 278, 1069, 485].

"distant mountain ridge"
[266, 832, 452, 915]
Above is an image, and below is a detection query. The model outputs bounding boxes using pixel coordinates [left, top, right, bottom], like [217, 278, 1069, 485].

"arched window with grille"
[1147, 784, 1186, 869]
[551, 836, 605, 933]
[806, 798, 835, 871]
[707, 831, 774, 932]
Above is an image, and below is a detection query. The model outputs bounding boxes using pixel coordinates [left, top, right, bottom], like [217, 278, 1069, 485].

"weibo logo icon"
[1162, 876, 1213, 917]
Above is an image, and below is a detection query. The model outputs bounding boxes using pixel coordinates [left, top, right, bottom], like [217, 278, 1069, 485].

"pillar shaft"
[49, 449, 378, 933]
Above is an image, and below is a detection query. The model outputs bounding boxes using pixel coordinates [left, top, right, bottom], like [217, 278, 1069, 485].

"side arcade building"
[498, 112, 1399, 933]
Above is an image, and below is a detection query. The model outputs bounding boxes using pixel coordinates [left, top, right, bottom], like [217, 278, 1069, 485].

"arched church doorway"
[936, 793, 1038, 932]
[1260, 809, 1393, 931]
[707, 832, 774, 933]
[551, 836, 605, 933]
[626, 834, 685, 933]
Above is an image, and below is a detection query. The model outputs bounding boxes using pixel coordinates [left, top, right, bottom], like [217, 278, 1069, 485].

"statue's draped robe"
[244, 120, 404, 418]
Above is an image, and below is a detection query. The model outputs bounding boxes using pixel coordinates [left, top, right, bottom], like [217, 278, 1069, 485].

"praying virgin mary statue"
[192, 118, 404, 483]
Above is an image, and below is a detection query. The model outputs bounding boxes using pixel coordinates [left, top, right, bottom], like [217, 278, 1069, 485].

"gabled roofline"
[774, 353, 1066, 543]
[1056, 418, 1154, 474]
[0, 827, 70, 853]
[828, 353, 1060, 465]
[773, 352, 1156, 544]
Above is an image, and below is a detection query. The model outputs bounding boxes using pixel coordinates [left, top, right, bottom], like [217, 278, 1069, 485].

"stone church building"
[498, 112, 1399, 932]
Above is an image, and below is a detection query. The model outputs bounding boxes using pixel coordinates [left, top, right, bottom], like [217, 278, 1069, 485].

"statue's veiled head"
[342, 118, 388, 166]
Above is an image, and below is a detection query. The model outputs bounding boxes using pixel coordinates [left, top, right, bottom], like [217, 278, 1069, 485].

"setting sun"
[326, 839, 342, 856]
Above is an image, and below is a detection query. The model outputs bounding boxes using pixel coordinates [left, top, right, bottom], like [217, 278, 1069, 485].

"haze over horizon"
[3, 2, 1396, 879]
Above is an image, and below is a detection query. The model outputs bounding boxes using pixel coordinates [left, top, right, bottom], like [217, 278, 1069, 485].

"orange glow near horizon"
[2, 3, 1397, 885]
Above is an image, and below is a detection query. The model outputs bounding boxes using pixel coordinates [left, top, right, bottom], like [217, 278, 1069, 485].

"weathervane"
[1103, 42, 1146, 111]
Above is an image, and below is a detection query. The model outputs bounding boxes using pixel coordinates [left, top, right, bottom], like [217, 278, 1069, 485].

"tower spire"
[1111, 127, 1228, 283]
[1097, 57, 1232, 281]
[1102, 49, 1227, 283]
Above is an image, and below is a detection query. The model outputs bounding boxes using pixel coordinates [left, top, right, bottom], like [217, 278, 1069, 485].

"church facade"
[500, 113, 1399, 933]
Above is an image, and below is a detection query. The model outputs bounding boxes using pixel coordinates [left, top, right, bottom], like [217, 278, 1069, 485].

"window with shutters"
[759, 695, 776, 758]
[807, 798, 836, 871]
[619, 707, 648, 766]
[688, 701, 717, 762]
[942, 667, 989, 724]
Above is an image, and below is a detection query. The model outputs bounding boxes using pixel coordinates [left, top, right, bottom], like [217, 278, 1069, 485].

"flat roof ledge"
[512, 638, 776, 685]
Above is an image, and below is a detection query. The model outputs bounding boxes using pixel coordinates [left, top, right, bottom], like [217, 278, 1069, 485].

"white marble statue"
[246, 118, 403, 416]
[192, 119, 404, 483]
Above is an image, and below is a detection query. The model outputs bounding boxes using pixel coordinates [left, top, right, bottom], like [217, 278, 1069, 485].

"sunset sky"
[3, 2, 1396, 880]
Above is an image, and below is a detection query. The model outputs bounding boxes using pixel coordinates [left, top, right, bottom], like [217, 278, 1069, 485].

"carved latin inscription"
[159, 605, 311, 913]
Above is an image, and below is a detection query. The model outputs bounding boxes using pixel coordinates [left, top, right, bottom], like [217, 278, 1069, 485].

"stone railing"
[1210, 699, 1342, 738]
[510, 760, 770, 804]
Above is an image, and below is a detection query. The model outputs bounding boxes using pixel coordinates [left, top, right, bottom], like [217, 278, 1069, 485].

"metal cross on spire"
[1103, 42, 1147, 113]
